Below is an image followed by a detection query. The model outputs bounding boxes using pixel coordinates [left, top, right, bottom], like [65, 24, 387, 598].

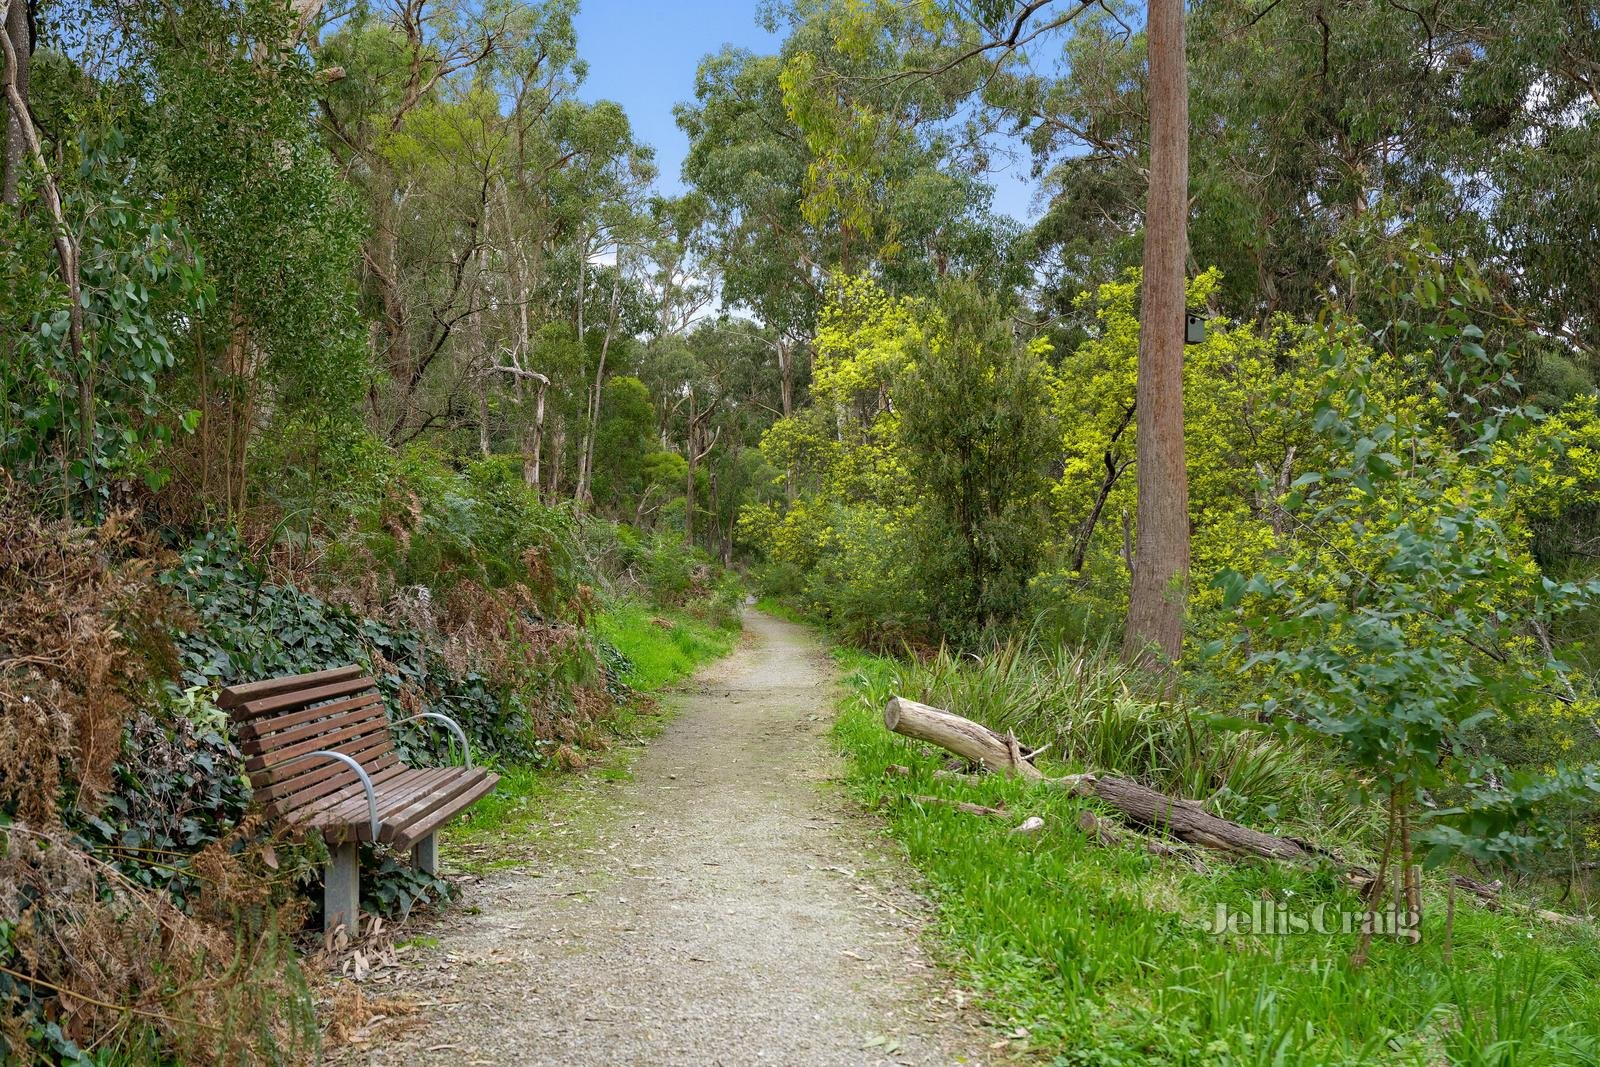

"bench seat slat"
[304, 768, 484, 844]
[389, 773, 500, 850]
[374, 769, 492, 841]
[303, 770, 498, 849]
[300, 768, 454, 830]
[268, 758, 410, 821]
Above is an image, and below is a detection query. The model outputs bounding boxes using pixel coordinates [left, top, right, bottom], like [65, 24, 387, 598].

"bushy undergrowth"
[582, 519, 744, 624]
[0, 497, 319, 1064]
[165, 530, 594, 767]
[0, 455, 742, 1063]
[834, 647, 1600, 1065]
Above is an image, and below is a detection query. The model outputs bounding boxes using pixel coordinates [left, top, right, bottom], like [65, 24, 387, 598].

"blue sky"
[570, 0, 1039, 224]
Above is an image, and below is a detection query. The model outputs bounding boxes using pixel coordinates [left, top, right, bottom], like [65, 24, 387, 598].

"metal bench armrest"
[391, 711, 473, 770]
[263, 750, 380, 843]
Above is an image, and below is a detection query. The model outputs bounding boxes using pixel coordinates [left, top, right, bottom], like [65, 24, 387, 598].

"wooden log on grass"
[1049, 772, 1312, 861]
[1077, 810, 1207, 871]
[884, 697, 1044, 780]
[884, 695, 1300, 857]
[883, 696, 1590, 923]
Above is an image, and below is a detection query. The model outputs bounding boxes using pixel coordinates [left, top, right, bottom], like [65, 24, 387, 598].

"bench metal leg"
[325, 841, 360, 937]
[412, 831, 439, 877]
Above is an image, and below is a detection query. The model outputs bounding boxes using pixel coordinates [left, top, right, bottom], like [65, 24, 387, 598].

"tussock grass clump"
[865, 635, 1363, 838]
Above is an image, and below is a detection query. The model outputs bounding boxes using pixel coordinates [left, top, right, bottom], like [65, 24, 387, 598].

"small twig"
[856, 884, 922, 921]
[907, 794, 1008, 817]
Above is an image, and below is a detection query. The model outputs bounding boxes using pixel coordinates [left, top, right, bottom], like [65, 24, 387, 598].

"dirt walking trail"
[362, 611, 989, 1065]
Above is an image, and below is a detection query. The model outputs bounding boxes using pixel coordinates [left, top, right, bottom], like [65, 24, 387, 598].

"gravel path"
[355, 611, 990, 1066]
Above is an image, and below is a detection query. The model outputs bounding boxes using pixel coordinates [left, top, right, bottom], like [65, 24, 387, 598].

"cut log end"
[884, 696, 1045, 780]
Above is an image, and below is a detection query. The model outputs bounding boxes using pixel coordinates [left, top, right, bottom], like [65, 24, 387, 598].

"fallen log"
[885, 695, 1296, 857]
[1049, 772, 1312, 861]
[884, 697, 1043, 779]
[883, 696, 1585, 923]
[1077, 809, 1122, 848]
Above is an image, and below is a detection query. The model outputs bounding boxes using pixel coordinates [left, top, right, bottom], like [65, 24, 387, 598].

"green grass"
[594, 599, 741, 691]
[831, 646, 1600, 1065]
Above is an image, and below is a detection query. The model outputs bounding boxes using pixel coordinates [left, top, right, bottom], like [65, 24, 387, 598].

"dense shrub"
[895, 281, 1059, 642]
[165, 530, 586, 766]
[1209, 250, 1600, 909]
[0, 500, 317, 1065]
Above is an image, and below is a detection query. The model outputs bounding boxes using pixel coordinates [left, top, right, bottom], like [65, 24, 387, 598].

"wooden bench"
[219, 664, 499, 935]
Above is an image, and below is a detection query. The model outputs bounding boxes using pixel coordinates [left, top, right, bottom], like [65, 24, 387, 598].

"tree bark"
[685, 392, 705, 546]
[776, 335, 794, 418]
[684, 402, 719, 549]
[547, 415, 566, 499]
[1122, 0, 1190, 669]
[2, 2, 85, 475]
[883, 697, 1044, 779]
[576, 247, 623, 512]
[719, 439, 741, 564]
[1050, 772, 1308, 860]
[525, 374, 547, 491]
[478, 380, 491, 456]
[1, 0, 28, 206]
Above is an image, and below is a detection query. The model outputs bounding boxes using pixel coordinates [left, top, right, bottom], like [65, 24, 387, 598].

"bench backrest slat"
[240, 703, 387, 758]
[238, 692, 385, 744]
[228, 675, 380, 721]
[221, 666, 397, 820]
[219, 664, 367, 708]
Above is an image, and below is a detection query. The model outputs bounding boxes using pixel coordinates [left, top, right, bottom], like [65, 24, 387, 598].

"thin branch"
[885, 0, 1097, 85]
